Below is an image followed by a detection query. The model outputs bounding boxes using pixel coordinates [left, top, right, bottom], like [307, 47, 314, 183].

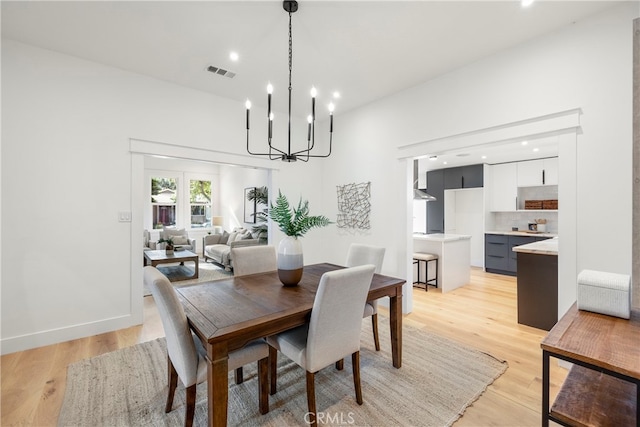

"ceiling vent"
[207, 65, 236, 79]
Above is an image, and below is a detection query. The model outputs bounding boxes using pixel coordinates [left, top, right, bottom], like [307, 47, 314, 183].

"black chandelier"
[245, 0, 334, 163]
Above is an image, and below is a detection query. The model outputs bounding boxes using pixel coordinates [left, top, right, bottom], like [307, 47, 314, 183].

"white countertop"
[413, 233, 472, 242]
[486, 230, 558, 238]
[512, 237, 558, 255]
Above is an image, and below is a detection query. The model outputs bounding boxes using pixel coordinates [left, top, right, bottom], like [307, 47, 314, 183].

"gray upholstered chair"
[143, 266, 269, 427]
[228, 244, 277, 384]
[158, 227, 196, 252]
[346, 243, 386, 351]
[231, 245, 277, 277]
[267, 264, 376, 427]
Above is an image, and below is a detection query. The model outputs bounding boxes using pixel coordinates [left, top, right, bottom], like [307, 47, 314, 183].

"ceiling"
[419, 135, 560, 170]
[1, 0, 624, 122]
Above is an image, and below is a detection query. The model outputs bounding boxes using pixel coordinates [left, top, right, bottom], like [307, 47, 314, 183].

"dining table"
[175, 262, 405, 427]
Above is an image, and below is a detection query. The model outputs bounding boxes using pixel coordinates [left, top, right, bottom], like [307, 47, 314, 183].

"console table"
[541, 303, 639, 426]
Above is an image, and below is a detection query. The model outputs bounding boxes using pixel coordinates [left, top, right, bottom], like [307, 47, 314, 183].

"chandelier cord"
[287, 10, 293, 159]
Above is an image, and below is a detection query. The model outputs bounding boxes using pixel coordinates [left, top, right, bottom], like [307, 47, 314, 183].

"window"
[151, 177, 176, 229]
[189, 179, 212, 228]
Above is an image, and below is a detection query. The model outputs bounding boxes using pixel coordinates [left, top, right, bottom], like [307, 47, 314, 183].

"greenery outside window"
[189, 179, 212, 228]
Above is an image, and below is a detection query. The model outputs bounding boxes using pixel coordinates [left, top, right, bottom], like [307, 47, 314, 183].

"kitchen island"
[513, 237, 558, 330]
[413, 233, 471, 293]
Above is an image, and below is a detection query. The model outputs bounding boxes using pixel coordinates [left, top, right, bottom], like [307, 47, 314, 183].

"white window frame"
[184, 173, 215, 230]
[146, 170, 180, 232]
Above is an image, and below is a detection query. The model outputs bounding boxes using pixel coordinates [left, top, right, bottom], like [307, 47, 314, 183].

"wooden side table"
[541, 303, 640, 426]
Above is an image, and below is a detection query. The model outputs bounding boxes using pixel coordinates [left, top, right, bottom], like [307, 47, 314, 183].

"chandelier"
[245, 0, 334, 162]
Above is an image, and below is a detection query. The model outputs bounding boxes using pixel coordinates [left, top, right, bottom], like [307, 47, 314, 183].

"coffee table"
[144, 249, 199, 282]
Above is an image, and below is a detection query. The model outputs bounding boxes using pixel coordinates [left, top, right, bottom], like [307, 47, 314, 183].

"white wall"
[320, 3, 637, 318]
[218, 165, 269, 232]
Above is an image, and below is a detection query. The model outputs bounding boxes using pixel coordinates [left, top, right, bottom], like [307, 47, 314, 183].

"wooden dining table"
[175, 262, 405, 427]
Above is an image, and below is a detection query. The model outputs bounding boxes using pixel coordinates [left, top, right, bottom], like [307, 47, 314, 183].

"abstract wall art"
[336, 181, 371, 229]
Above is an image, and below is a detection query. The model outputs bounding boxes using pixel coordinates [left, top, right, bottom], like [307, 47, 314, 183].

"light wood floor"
[1, 267, 567, 426]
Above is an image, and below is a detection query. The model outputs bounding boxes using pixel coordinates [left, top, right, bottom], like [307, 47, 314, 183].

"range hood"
[414, 188, 436, 201]
[413, 160, 437, 201]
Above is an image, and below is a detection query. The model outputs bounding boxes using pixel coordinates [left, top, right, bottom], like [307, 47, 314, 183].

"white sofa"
[203, 228, 264, 271]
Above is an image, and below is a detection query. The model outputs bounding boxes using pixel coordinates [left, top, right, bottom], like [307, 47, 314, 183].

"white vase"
[277, 236, 303, 286]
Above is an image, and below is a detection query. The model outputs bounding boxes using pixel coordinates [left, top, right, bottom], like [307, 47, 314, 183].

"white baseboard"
[0, 314, 142, 355]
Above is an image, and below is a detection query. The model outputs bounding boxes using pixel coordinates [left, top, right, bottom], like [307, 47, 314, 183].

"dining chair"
[143, 266, 269, 427]
[267, 264, 376, 427]
[231, 245, 277, 277]
[346, 243, 386, 352]
[229, 244, 277, 384]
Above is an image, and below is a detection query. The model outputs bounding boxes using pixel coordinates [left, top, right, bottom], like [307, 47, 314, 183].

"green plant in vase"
[269, 190, 331, 286]
[158, 237, 175, 254]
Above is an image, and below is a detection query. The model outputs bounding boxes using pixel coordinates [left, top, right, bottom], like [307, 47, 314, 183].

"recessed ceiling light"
[521, 0, 534, 7]
[533, 148, 540, 152]
[333, 91, 341, 99]
[443, 161, 448, 165]
[522, 141, 528, 146]
[429, 155, 438, 161]
[229, 51, 239, 62]
[481, 155, 487, 159]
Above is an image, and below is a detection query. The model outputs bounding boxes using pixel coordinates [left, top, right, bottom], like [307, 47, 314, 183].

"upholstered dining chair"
[231, 245, 277, 277]
[346, 243, 386, 352]
[267, 264, 376, 427]
[229, 244, 277, 384]
[143, 266, 269, 427]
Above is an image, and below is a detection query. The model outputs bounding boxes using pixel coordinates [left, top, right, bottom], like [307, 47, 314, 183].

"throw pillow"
[172, 236, 189, 245]
[219, 230, 230, 245]
[239, 231, 253, 241]
[227, 232, 238, 244]
[163, 227, 186, 239]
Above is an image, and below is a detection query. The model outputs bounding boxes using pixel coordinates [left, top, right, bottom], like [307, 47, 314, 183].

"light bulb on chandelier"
[245, 0, 335, 162]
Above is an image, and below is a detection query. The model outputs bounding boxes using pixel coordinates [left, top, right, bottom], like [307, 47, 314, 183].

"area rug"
[58, 318, 507, 427]
[143, 261, 232, 296]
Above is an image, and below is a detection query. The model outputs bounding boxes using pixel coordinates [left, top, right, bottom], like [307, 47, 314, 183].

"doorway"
[129, 139, 279, 324]
[400, 109, 579, 316]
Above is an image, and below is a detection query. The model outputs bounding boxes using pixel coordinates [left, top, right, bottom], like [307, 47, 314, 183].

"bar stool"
[412, 252, 438, 291]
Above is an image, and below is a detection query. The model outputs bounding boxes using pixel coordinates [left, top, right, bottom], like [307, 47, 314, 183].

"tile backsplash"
[492, 211, 558, 233]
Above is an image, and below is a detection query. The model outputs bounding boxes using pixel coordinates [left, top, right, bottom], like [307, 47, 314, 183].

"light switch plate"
[118, 211, 132, 222]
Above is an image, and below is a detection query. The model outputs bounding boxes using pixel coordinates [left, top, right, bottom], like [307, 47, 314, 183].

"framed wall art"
[244, 187, 257, 223]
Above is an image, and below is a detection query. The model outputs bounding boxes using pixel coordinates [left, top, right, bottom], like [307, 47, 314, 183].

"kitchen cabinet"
[443, 164, 484, 189]
[517, 158, 558, 187]
[490, 162, 518, 211]
[484, 233, 546, 275]
[509, 235, 537, 274]
[485, 234, 509, 273]
[516, 250, 558, 330]
[426, 170, 444, 234]
[513, 238, 559, 330]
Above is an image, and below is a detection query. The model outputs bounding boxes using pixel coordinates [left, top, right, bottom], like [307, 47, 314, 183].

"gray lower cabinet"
[485, 234, 543, 275]
[485, 234, 509, 273]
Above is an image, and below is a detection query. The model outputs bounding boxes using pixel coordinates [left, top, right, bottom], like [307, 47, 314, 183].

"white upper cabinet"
[517, 157, 558, 186]
[543, 157, 558, 185]
[491, 162, 518, 211]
